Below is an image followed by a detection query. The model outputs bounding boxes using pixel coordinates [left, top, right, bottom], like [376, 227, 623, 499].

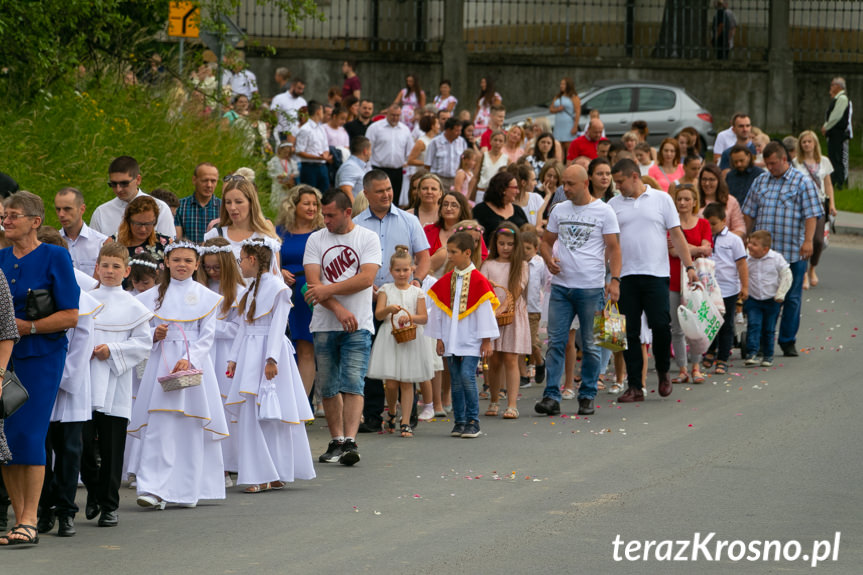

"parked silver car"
[504, 80, 716, 151]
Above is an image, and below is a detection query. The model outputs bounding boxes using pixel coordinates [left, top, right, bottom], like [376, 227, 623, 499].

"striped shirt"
[425, 133, 467, 179]
[741, 167, 823, 264]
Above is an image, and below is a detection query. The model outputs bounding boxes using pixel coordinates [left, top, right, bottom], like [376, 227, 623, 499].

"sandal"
[608, 382, 623, 394]
[384, 412, 397, 434]
[498, 390, 507, 400]
[597, 375, 606, 391]
[691, 368, 705, 383]
[561, 388, 576, 400]
[714, 361, 728, 375]
[701, 353, 716, 370]
[270, 481, 286, 490]
[400, 424, 414, 438]
[479, 386, 490, 400]
[672, 370, 690, 384]
[484, 402, 499, 417]
[0, 524, 39, 546]
[244, 483, 272, 494]
[502, 407, 519, 419]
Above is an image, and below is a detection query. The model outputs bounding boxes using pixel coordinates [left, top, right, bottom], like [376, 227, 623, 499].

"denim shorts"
[313, 330, 372, 398]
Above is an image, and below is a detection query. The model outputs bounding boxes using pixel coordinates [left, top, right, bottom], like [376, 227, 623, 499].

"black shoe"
[450, 423, 466, 437]
[534, 396, 561, 416]
[37, 509, 56, 533]
[0, 505, 7, 533]
[85, 501, 101, 520]
[318, 440, 344, 463]
[780, 342, 799, 357]
[58, 516, 76, 537]
[460, 420, 481, 438]
[577, 397, 595, 415]
[356, 421, 378, 434]
[98, 510, 118, 527]
[519, 376, 532, 388]
[534, 362, 546, 384]
[339, 439, 360, 466]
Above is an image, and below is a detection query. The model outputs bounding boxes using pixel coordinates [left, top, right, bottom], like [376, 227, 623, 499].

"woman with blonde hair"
[502, 124, 526, 164]
[793, 130, 837, 289]
[275, 185, 323, 399]
[204, 175, 280, 273]
[408, 173, 445, 227]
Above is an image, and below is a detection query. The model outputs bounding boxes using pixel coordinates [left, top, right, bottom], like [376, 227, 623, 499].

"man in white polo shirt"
[536, 164, 621, 417]
[609, 159, 698, 403]
[89, 156, 176, 239]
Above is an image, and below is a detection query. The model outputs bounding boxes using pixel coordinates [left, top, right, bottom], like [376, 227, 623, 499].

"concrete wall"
[248, 52, 861, 137]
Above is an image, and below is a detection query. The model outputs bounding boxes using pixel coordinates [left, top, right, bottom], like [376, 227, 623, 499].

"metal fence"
[234, 0, 862, 63]
[790, 0, 863, 62]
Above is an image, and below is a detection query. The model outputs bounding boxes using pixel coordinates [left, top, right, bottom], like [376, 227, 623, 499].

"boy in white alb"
[426, 232, 500, 438]
[83, 244, 153, 527]
[703, 202, 748, 374]
[743, 230, 791, 367]
[303, 189, 381, 466]
[40, 244, 103, 537]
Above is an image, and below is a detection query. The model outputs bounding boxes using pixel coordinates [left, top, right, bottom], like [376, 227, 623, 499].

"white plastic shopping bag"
[677, 282, 724, 356]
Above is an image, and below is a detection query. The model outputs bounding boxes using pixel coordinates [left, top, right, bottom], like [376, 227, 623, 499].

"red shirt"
[566, 135, 605, 161]
[668, 218, 713, 292]
[342, 75, 361, 99]
[424, 223, 489, 261]
[480, 126, 504, 150]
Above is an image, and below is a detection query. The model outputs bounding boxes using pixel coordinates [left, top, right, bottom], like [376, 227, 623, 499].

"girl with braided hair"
[225, 238, 315, 493]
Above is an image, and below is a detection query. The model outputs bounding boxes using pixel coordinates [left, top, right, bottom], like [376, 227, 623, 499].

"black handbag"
[25, 288, 56, 320]
[1, 365, 29, 419]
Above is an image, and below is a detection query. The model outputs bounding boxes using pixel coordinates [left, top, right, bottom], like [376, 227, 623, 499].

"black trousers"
[81, 412, 128, 513]
[826, 136, 848, 190]
[707, 293, 740, 363]
[39, 421, 84, 518]
[618, 275, 672, 389]
[372, 166, 403, 203]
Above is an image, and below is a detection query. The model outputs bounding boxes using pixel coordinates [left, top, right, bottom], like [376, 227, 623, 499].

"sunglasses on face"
[108, 180, 134, 188]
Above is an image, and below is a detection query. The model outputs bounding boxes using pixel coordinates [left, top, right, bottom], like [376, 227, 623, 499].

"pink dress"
[480, 259, 531, 354]
[456, 169, 473, 201]
[399, 89, 424, 129]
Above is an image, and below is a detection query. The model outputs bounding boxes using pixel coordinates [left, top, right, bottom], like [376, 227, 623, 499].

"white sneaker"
[136, 494, 166, 510]
[418, 403, 435, 421]
[225, 474, 234, 488]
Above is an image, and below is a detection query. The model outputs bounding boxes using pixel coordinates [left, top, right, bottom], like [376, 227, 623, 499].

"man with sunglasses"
[89, 156, 176, 240]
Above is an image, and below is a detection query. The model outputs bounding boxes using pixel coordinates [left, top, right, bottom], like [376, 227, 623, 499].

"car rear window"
[638, 88, 676, 112]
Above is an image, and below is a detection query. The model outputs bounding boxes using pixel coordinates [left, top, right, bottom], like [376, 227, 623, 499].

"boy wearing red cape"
[426, 232, 500, 439]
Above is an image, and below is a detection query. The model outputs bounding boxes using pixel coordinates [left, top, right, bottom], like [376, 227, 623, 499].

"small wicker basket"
[492, 282, 515, 327]
[157, 324, 203, 392]
[390, 306, 417, 344]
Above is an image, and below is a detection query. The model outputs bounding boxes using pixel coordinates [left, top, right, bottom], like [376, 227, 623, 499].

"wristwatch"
[30, 322, 36, 335]
[610, 277, 621, 283]
[685, 265, 695, 272]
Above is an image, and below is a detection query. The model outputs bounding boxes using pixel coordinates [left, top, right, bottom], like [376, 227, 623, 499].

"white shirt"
[365, 119, 414, 168]
[526, 255, 550, 314]
[748, 248, 792, 301]
[89, 190, 176, 239]
[295, 120, 329, 164]
[60, 222, 108, 276]
[522, 192, 546, 226]
[304, 225, 382, 334]
[710, 226, 747, 297]
[609, 186, 680, 278]
[271, 92, 307, 137]
[222, 69, 258, 99]
[712, 126, 737, 158]
[547, 199, 620, 288]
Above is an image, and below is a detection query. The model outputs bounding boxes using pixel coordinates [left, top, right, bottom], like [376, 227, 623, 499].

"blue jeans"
[446, 356, 480, 424]
[744, 298, 781, 359]
[313, 330, 372, 398]
[299, 162, 330, 192]
[542, 285, 605, 401]
[779, 259, 807, 345]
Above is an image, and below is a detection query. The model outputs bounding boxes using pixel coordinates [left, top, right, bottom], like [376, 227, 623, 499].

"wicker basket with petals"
[390, 306, 417, 343]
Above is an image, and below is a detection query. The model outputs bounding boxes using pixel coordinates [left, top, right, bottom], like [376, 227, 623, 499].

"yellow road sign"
[168, 2, 200, 38]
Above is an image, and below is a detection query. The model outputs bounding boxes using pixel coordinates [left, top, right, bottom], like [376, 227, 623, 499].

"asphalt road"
[4, 241, 862, 574]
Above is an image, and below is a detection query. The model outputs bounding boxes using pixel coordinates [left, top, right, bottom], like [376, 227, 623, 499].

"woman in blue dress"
[274, 185, 323, 403]
[550, 77, 581, 153]
[0, 192, 79, 546]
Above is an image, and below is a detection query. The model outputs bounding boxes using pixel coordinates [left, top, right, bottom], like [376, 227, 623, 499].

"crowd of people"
[0, 61, 849, 546]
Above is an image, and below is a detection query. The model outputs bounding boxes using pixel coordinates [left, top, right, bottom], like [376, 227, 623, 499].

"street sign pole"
[179, 38, 185, 78]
